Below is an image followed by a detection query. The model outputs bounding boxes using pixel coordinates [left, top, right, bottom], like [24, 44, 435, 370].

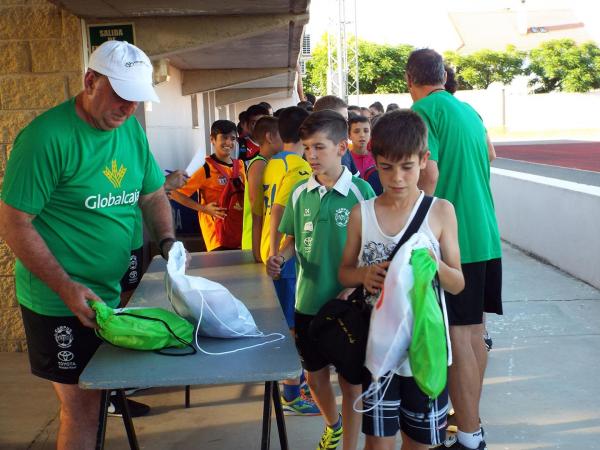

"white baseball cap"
[88, 40, 160, 103]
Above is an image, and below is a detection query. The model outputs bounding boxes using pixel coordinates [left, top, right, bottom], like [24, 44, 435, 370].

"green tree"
[352, 40, 414, 94]
[302, 34, 328, 97]
[528, 39, 600, 93]
[444, 46, 525, 89]
[302, 34, 414, 96]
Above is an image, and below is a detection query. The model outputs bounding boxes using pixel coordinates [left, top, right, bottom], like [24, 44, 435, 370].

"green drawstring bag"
[408, 248, 447, 399]
[91, 301, 196, 355]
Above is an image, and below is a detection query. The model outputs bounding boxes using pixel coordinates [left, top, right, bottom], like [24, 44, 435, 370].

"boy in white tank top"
[339, 110, 465, 450]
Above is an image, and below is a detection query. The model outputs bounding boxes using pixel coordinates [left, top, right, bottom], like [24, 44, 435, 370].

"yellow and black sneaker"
[317, 419, 343, 450]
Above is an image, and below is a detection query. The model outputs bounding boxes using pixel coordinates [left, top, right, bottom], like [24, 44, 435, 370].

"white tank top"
[357, 192, 440, 267]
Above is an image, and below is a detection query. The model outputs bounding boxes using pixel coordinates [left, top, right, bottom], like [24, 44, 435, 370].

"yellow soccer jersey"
[260, 151, 311, 262]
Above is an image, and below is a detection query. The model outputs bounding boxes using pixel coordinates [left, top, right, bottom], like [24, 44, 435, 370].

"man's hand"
[266, 255, 285, 279]
[362, 261, 390, 294]
[204, 202, 227, 219]
[57, 281, 103, 329]
[164, 170, 188, 192]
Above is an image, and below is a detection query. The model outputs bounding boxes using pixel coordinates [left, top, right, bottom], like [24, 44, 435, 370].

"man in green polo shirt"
[267, 110, 374, 450]
[0, 41, 175, 449]
[407, 48, 502, 450]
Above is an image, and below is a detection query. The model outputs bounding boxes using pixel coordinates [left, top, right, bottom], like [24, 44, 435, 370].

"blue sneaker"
[301, 382, 311, 397]
[281, 394, 321, 415]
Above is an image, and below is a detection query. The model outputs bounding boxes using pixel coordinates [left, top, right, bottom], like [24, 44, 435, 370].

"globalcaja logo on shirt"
[84, 159, 140, 209]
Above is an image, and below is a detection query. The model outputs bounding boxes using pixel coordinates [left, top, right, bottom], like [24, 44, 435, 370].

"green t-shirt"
[241, 154, 267, 250]
[1, 98, 165, 316]
[279, 167, 375, 315]
[412, 91, 501, 263]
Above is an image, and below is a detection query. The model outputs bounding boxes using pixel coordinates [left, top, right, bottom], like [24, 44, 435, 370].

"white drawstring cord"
[352, 371, 396, 413]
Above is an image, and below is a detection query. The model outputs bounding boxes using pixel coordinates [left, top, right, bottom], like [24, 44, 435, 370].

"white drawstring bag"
[356, 233, 435, 412]
[165, 242, 283, 354]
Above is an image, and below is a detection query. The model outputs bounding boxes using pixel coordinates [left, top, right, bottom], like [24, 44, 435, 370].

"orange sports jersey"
[177, 154, 246, 251]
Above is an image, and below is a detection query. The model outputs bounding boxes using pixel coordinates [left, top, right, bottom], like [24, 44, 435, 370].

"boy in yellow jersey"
[260, 106, 319, 415]
[241, 116, 282, 261]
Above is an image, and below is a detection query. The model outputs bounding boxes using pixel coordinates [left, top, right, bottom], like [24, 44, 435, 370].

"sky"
[307, 0, 600, 52]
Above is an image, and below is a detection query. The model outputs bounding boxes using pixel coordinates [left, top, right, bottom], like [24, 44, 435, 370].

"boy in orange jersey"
[171, 120, 246, 251]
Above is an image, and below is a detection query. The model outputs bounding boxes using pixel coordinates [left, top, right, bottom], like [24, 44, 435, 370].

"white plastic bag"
[165, 242, 283, 353]
[356, 233, 434, 412]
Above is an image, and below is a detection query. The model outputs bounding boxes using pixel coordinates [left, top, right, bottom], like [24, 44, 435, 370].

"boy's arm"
[338, 204, 389, 294]
[169, 190, 226, 218]
[268, 203, 285, 258]
[266, 194, 296, 278]
[266, 235, 295, 278]
[247, 160, 267, 262]
[251, 213, 263, 263]
[435, 199, 464, 295]
[247, 160, 267, 213]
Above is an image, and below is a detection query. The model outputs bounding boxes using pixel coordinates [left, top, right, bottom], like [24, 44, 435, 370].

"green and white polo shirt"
[279, 167, 375, 315]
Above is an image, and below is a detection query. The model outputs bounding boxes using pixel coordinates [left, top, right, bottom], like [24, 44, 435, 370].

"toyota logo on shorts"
[57, 351, 74, 362]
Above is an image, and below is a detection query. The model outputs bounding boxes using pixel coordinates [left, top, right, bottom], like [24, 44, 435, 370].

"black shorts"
[446, 258, 503, 326]
[119, 246, 144, 293]
[294, 311, 364, 385]
[362, 373, 449, 445]
[20, 305, 102, 384]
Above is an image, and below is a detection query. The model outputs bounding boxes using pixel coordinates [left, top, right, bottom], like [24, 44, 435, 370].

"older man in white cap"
[0, 40, 175, 449]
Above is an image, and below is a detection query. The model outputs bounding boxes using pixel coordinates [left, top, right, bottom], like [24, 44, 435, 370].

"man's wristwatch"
[158, 237, 176, 259]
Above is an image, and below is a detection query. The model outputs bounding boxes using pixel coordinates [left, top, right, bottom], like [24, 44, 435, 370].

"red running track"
[494, 141, 600, 172]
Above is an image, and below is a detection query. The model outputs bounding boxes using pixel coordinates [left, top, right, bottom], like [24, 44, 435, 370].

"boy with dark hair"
[297, 100, 314, 112]
[260, 107, 319, 415]
[444, 64, 458, 94]
[241, 116, 282, 259]
[267, 110, 375, 450]
[238, 104, 270, 161]
[313, 95, 359, 176]
[369, 101, 384, 117]
[347, 114, 375, 176]
[407, 47, 502, 450]
[313, 95, 349, 115]
[339, 108, 464, 450]
[258, 101, 273, 115]
[238, 110, 249, 137]
[171, 120, 246, 251]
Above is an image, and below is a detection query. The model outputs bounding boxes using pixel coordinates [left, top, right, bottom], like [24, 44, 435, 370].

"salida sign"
[88, 24, 135, 53]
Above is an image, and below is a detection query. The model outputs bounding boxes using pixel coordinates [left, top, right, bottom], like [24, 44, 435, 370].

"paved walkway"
[1, 242, 599, 450]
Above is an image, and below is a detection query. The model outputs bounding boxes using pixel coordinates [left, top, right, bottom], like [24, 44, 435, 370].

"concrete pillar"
[0, 1, 84, 351]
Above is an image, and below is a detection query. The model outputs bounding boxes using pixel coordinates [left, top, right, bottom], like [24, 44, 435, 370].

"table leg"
[272, 381, 289, 450]
[116, 389, 140, 450]
[95, 389, 109, 450]
[260, 381, 273, 450]
[185, 385, 191, 408]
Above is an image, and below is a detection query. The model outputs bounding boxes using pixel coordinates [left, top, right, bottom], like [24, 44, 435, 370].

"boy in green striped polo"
[267, 110, 375, 450]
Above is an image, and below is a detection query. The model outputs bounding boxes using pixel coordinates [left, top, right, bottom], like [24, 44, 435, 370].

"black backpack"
[308, 196, 434, 370]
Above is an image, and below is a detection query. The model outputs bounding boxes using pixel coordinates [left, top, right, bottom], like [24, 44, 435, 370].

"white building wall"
[144, 65, 206, 172]
[349, 90, 600, 132]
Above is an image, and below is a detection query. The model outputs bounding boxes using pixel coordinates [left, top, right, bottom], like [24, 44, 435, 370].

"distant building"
[449, 8, 593, 53]
[299, 32, 312, 75]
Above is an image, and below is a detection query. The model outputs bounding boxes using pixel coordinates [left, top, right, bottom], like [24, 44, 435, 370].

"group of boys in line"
[170, 48, 502, 450]
[0, 36, 500, 449]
